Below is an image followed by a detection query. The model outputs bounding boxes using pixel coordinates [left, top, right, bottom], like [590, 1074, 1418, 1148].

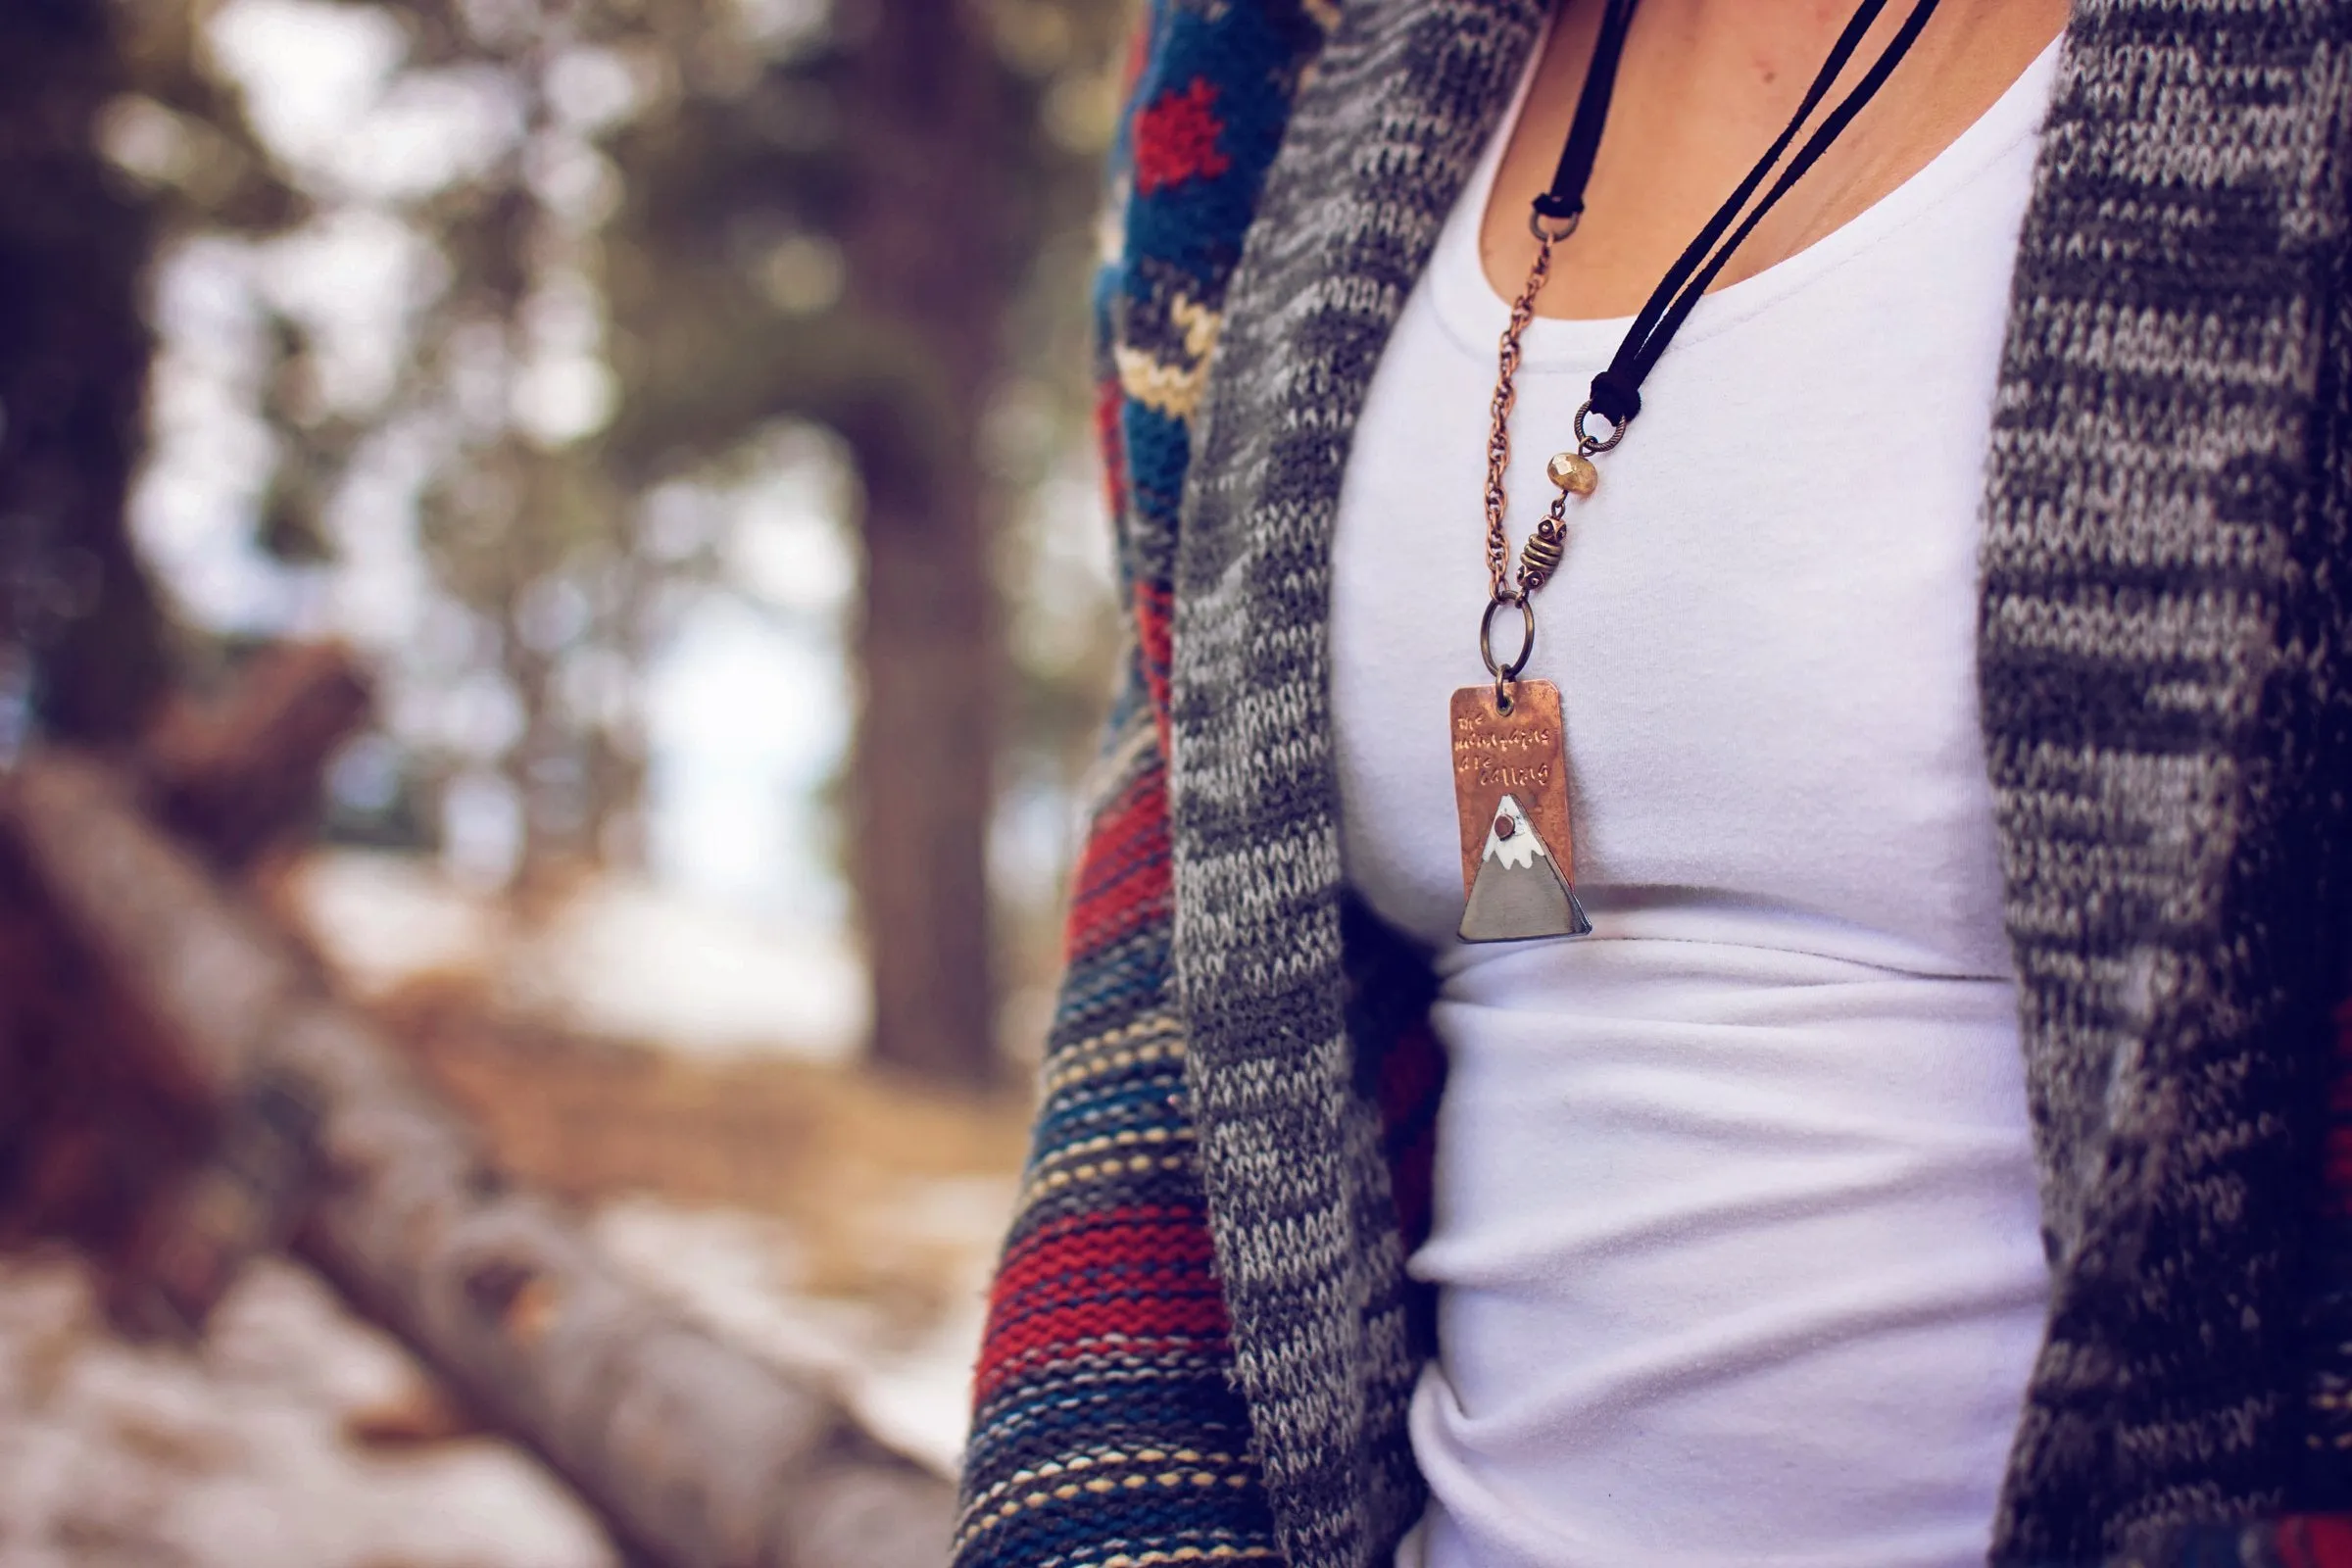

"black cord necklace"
[1452, 0, 1945, 945]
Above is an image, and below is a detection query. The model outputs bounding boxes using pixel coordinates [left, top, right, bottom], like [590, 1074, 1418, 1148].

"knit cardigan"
[955, 3, 2352, 1565]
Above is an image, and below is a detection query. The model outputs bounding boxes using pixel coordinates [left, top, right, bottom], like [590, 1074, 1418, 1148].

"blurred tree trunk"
[0, 0, 175, 1241]
[0, 0, 170, 749]
[837, 0, 1008, 1090]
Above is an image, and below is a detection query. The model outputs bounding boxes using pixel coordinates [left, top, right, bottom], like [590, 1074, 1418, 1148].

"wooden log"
[0, 641, 368, 1291]
[138, 640, 373, 870]
[0, 831, 211, 1253]
[0, 751, 956, 1568]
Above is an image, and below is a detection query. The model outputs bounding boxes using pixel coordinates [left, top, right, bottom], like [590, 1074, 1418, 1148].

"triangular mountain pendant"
[1459, 793, 1592, 942]
[1450, 680, 1592, 944]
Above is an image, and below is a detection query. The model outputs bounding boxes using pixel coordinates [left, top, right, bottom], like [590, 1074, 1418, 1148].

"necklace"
[1453, 0, 1944, 943]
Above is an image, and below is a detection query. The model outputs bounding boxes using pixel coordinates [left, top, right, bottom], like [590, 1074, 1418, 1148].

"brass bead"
[1520, 526, 1565, 582]
[1546, 451, 1598, 496]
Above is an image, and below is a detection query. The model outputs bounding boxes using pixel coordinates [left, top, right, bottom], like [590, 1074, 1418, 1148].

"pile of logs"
[0, 645, 954, 1568]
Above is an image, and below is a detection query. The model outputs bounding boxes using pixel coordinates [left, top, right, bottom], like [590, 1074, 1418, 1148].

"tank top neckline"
[1430, 31, 2064, 368]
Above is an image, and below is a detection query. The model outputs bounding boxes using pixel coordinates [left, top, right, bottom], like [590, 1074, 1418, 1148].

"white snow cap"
[1481, 794, 1549, 870]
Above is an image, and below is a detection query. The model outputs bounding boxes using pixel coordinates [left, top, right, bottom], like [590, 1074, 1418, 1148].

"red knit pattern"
[1061, 764, 1171, 962]
[1134, 580, 1174, 748]
[1133, 77, 1232, 196]
[975, 1205, 1230, 1405]
[2278, 1513, 2352, 1567]
[1117, 13, 1152, 102]
[1094, 375, 1129, 523]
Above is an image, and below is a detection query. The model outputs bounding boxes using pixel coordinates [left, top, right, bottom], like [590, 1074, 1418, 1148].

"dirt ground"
[378, 976, 1030, 1322]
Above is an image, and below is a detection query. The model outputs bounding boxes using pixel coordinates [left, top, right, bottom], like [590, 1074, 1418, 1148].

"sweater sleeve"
[953, 4, 1336, 1561]
[949, 618, 1280, 1567]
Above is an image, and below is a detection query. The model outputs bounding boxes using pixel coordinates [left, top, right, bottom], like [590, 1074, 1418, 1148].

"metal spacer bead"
[1519, 524, 1565, 585]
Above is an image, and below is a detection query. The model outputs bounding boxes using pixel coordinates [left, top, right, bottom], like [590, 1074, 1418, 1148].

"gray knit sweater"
[1162, 1, 2352, 1562]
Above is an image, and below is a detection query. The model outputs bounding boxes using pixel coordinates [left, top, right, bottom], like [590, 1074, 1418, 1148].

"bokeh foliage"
[34, 0, 1132, 1083]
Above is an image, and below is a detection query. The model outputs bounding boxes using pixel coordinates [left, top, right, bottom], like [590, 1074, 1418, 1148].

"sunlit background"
[0, 0, 1132, 1559]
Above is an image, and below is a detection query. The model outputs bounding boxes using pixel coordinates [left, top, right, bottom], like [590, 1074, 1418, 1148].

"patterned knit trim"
[957, 1444, 1260, 1537]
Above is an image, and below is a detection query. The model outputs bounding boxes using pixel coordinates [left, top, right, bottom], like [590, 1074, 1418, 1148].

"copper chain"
[1482, 233, 1559, 603]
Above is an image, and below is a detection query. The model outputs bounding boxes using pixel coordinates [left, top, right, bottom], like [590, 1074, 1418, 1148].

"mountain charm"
[1450, 680, 1592, 943]
[1459, 792, 1592, 942]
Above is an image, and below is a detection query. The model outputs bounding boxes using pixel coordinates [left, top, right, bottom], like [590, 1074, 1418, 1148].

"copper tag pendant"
[1449, 680, 1591, 943]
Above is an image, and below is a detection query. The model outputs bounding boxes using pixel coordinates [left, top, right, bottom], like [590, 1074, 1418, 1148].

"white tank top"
[1328, 39, 2063, 1568]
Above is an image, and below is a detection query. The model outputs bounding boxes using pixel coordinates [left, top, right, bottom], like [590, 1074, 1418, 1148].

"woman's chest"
[1329, 95, 2042, 974]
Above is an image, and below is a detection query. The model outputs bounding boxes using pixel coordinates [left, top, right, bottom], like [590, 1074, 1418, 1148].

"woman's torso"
[1330, 33, 2063, 1568]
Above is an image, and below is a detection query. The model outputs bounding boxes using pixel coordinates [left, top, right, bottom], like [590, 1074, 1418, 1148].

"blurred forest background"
[0, 0, 1135, 1560]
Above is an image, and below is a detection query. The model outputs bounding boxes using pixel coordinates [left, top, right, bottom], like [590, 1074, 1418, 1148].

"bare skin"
[1481, 0, 2073, 319]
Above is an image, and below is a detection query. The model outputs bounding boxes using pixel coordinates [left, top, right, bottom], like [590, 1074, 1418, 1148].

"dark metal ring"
[1479, 593, 1536, 682]
[1573, 399, 1628, 454]
[1528, 209, 1581, 243]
